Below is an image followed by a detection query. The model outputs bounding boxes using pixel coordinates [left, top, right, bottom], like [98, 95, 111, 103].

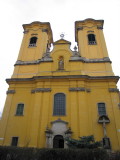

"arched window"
[98, 103, 106, 116]
[16, 103, 24, 116]
[29, 37, 37, 47]
[53, 93, 66, 116]
[88, 34, 96, 45]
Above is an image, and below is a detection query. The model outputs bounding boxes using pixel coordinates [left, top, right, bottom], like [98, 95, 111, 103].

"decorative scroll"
[69, 87, 85, 91]
[108, 88, 119, 92]
[6, 90, 15, 94]
[31, 88, 51, 93]
[69, 87, 91, 92]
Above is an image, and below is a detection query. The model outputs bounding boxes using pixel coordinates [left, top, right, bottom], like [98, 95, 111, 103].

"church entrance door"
[53, 135, 64, 148]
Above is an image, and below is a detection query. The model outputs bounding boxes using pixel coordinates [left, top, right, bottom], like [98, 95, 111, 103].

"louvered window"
[88, 34, 96, 45]
[29, 37, 37, 47]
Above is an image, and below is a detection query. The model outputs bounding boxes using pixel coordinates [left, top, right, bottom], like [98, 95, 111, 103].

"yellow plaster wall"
[1, 79, 120, 150]
[0, 19, 120, 150]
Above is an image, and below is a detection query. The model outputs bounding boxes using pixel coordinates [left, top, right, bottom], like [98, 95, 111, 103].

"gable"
[53, 39, 71, 45]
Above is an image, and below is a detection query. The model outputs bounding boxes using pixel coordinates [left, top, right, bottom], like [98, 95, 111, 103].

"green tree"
[65, 135, 101, 149]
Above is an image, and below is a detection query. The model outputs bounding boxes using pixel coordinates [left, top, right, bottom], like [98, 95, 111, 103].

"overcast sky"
[0, 0, 120, 114]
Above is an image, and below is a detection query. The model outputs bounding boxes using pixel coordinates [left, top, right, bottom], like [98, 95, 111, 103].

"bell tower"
[75, 18, 114, 77]
[12, 21, 53, 78]
[75, 18, 109, 59]
[18, 21, 53, 61]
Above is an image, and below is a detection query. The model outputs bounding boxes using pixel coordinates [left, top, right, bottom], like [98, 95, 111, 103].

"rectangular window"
[11, 137, 18, 146]
[16, 104, 24, 115]
[53, 93, 66, 116]
[98, 103, 106, 116]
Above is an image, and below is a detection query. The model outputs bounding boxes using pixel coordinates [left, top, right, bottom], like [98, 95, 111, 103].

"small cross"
[60, 33, 65, 39]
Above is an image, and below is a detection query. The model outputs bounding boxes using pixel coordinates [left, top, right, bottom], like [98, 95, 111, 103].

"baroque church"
[0, 18, 120, 150]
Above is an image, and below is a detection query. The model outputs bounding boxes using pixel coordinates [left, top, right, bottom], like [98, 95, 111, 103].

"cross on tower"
[60, 33, 65, 39]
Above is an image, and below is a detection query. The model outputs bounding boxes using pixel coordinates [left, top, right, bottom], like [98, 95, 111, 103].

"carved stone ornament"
[23, 30, 29, 34]
[31, 33, 38, 36]
[108, 88, 119, 92]
[31, 88, 51, 93]
[86, 88, 91, 92]
[87, 30, 94, 33]
[6, 90, 15, 94]
[43, 51, 50, 58]
[72, 51, 80, 57]
[69, 87, 91, 92]
[69, 87, 85, 91]
[97, 26, 103, 30]
[77, 27, 83, 31]
[51, 118, 68, 124]
[42, 29, 48, 33]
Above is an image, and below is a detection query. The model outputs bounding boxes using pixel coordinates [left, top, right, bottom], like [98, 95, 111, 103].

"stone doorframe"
[45, 118, 72, 148]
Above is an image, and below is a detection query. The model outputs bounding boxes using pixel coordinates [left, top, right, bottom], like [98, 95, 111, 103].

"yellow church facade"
[0, 18, 120, 150]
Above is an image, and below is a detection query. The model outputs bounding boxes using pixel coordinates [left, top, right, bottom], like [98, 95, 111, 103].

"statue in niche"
[58, 57, 64, 70]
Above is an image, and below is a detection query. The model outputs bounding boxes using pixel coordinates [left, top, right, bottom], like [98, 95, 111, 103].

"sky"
[0, 0, 120, 114]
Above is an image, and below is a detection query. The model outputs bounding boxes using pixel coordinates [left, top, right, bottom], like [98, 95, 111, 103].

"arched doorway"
[53, 135, 64, 148]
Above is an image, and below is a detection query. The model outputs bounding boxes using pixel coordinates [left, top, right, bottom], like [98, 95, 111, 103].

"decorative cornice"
[23, 30, 29, 34]
[31, 88, 51, 93]
[6, 75, 119, 84]
[97, 26, 103, 30]
[72, 51, 80, 57]
[70, 57, 111, 63]
[108, 88, 119, 92]
[51, 118, 68, 124]
[15, 58, 53, 66]
[31, 33, 38, 36]
[77, 27, 83, 31]
[76, 18, 104, 24]
[87, 30, 94, 33]
[15, 57, 111, 66]
[69, 87, 91, 92]
[86, 88, 91, 92]
[42, 29, 48, 33]
[6, 90, 15, 94]
[69, 87, 85, 91]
